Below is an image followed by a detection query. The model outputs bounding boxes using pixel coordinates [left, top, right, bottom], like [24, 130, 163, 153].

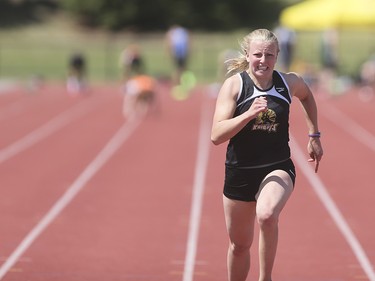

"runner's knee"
[257, 209, 279, 229]
[229, 241, 251, 256]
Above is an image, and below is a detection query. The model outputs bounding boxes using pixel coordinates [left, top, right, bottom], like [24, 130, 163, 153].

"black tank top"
[225, 71, 292, 168]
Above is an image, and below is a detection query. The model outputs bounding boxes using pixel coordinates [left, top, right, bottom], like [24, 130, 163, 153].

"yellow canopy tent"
[280, 0, 375, 30]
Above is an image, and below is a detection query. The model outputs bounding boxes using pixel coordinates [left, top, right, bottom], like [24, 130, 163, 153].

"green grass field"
[0, 14, 374, 84]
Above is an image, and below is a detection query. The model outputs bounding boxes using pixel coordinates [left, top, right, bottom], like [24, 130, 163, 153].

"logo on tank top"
[252, 109, 279, 133]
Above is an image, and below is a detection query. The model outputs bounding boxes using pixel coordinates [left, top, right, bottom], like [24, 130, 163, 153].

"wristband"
[308, 132, 321, 138]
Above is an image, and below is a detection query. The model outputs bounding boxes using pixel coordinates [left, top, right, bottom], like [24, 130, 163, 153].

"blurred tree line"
[0, 0, 286, 31]
[0, 0, 58, 27]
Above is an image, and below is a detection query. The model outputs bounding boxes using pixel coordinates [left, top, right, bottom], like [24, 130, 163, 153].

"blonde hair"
[226, 29, 279, 77]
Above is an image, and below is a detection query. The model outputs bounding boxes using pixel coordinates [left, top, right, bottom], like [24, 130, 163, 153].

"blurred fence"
[1, 29, 375, 84]
[0, 44, 222, 84]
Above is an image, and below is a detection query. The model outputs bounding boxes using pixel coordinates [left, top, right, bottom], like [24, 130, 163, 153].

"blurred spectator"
[274, 24, 296, 72]
[67, 52, 87, 96]
[359, 53, 375, 86]
[27, 74, 45, 94]
[358, 53, 375, 100]
[166, 24, 190, 84]
[319, 29, 339, 95]
[119, 44, 144, 82]
[321, 28, 339, 71]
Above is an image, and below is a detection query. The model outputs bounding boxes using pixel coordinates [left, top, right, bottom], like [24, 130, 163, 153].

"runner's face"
[246, 40, 278, 78]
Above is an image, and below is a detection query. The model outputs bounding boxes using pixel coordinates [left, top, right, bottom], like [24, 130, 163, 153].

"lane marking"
[290, 134, 375, 281]
[0, 97, 102, 165]
[321, 105, 375, 153]
[182, 96, 213, 281]
[0, 115, 143, 280]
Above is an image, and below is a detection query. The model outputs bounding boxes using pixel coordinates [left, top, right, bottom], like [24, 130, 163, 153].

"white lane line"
[183, 96, 213, 281]
[0, 115, 143, 280]
[290, 134, 375, 281]
[321, 105, 375, 153]
[0, 97, 101, 165]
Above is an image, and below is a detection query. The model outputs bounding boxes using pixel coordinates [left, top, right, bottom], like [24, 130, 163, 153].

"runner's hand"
[307, 137, 323, 173]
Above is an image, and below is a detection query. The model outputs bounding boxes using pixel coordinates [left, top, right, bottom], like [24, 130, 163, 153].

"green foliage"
[59, 0, 284, 31]
[0, 0, 287, 31]
[0, 0, 58, 27]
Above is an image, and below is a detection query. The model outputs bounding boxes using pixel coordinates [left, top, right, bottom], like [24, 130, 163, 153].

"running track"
[0, 81, 374, 281]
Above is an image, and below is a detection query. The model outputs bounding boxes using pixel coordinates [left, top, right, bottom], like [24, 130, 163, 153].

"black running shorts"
[224, 158, 296, 202]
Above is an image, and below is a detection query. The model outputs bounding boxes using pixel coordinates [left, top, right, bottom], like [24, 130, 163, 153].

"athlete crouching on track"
[211, 29, 323, 281]
[122, 73, 158, 120]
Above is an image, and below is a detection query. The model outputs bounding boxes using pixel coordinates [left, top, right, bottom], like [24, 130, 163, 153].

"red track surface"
[0, 82, 374, 281]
